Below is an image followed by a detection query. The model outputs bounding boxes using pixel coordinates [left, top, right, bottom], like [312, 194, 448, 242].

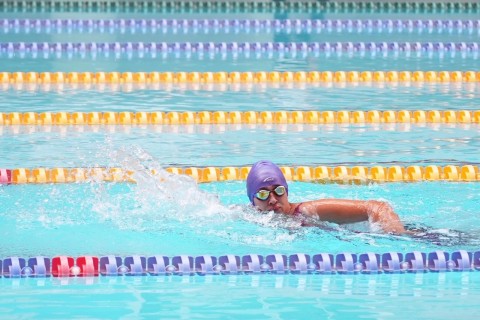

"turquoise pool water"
[1, 124, 479, 168]
[2, 273, 480, 318]
[2, 177, 480, 256]
[1, 1, 480, 318]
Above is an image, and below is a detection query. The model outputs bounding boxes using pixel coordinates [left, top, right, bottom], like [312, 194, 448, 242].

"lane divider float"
[0, 1, 478, 11]
[0, 71, 480, 85]
[3, 48, 479, 60]
[2, 19, 478, 33]
[1, 110, 479, 125]
[0, 165, 478, 184]
[1, 42, 479, 54]
[1, 250, 479, 277]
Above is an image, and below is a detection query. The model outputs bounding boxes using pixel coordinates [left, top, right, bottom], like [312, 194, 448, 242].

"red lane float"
[51, 256, 74, 277]
[77, 256, 100, 277]
[0, 169, 11, 184]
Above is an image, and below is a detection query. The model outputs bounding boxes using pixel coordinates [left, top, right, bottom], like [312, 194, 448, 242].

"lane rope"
[1, 165, 479, 184]
[1, 42, 479, 54]
[1, 250, 479, 277]
[1, 19, 478, 33]
[0, 1, 478, 11]
[3, 49, 478, 60]
[1, 71, 479, 84]
[1, 110, 479, 125]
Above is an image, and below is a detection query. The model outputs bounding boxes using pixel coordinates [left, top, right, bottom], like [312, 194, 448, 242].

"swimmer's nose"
[268, 194, 277, 205]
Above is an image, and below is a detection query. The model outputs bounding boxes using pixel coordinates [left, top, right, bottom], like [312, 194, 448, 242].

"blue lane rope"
[1, 42, 478, 54]
[0, 0, 478, 11]
[1, 250, 479, 277]
[1, 19, 479, 33]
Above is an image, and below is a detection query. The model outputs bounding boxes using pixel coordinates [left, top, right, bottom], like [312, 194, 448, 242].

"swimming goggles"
[255, 186, 286, 201]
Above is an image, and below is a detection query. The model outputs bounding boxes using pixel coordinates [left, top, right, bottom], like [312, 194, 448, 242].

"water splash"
[90, 146, 228, 227]
[88, 145, 307, 247]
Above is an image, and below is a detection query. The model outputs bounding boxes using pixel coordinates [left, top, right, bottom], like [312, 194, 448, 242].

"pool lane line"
[1, 110, 479, 125]
[1, 71, 479, 84]
[1, 42, 479, 54]
[1, 18, 478, 33]
[2, 49, 479, 60]
[0, 165, 479, 184]
[1, 251, 478, 277]
[0, 0, 478, 11]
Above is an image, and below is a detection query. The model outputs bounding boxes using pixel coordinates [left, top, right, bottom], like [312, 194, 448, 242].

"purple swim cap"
[246, 160, 288, 204]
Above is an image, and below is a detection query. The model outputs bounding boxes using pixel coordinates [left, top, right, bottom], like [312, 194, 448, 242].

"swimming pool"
[1, 0, 480, 318]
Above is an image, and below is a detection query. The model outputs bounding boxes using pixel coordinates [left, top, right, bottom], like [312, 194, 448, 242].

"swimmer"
[246, 160, 407, 234]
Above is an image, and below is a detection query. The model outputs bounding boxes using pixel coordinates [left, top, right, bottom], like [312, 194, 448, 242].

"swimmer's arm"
[298, 199, 406, 234]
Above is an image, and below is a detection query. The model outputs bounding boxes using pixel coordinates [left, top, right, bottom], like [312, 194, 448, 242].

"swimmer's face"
[253, 185, 289, 214]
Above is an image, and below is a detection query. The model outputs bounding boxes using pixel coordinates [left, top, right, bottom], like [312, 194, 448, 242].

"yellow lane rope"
[1, 165, 479, 184]
[1, 110, 479, 125]
[1, 71, 480, 84]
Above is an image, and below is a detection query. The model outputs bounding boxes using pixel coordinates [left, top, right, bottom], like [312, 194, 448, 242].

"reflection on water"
[1, 273, 480, 318]
[1, 82, 479, 112]
[1, 124, 479, 168]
